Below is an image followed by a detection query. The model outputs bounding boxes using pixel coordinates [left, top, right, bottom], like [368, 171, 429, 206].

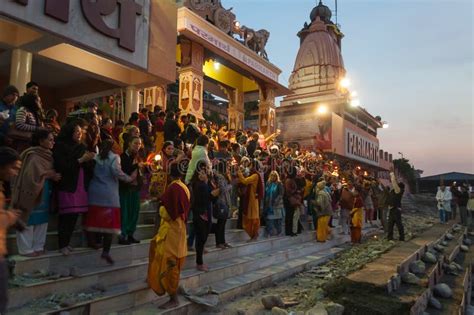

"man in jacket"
[163, 111, 181, 142]
[387, 169, 405, 241]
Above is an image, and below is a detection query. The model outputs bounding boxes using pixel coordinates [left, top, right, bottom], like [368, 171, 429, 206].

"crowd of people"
[2, 81, 471, 310]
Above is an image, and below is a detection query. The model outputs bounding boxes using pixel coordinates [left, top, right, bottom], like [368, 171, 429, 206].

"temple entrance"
[174, 3, 290, 136]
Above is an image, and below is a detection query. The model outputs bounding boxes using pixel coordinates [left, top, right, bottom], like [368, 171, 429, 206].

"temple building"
[278, 1, 392, 171]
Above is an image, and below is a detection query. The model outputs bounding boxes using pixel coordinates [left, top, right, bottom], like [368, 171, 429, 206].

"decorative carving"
[180, 74, 190, 111]
[191, 77, 202, 112]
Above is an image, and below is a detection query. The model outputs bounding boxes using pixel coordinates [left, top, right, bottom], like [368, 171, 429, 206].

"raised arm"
[238, 171, 258, 186]
[390, 171, 400, 194]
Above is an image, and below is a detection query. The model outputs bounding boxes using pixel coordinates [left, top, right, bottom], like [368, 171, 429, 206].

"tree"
[393, 158, 418, 193]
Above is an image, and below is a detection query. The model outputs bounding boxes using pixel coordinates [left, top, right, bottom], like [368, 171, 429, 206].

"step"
[8, 230, 319, 310]
[348, 223, 457, 294]
[10, 215, 321, 274]
[7, 211, 318, 255]
[116, 246, 346, 315]
[10, 225, 371, 315]
[408, 228, 467, 315]
[7, 224, 156, 255]
[20, 200, 159, 232]
[10, 226, 277, 275]
[423, 233, 473, 315]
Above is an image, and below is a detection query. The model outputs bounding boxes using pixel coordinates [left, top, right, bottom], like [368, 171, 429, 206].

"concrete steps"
[7, 224, 155, 254]
[8, 227, 320, 312]
[341, 221, 471, 315]
[117, 247, 344, 315]
[423, 230, 473, 315]
[8, 223, 365, 315]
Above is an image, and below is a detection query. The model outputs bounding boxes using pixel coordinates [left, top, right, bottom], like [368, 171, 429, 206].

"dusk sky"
[225, 0, 473, 176]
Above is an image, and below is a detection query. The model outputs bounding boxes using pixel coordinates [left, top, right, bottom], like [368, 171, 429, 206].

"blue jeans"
[439, 208, 446, 223]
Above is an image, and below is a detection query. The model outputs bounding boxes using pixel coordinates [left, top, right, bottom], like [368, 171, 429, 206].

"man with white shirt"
[436, 184, 452, 224]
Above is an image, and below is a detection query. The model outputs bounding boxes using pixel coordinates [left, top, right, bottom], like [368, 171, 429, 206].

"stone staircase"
[7, 200, 379, 315]
[341, 222, 473, 314]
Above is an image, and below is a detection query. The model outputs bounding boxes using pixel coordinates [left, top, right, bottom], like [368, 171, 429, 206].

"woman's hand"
[79, 152, 95, 163]
[211, 188, 220, 197]
[51, 172, 62, 182]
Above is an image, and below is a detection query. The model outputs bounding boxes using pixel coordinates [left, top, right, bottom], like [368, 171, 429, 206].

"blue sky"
[225, 0, 473, 176]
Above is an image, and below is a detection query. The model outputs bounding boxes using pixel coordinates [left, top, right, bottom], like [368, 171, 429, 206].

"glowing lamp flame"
[155, 154, 162, 162]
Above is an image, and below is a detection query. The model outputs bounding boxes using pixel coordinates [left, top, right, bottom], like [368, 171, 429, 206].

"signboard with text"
[178, 8, 279, 82]
[345, 128, 380, 166]
[0, 0, 150, 70]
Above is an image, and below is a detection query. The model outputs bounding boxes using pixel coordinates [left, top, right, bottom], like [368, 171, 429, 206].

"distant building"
[274, 1, 393, 172]
[418, 172, 474, 193]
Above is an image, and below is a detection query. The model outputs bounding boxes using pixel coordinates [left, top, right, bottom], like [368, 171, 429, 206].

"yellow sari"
[147, 181, 190, 296]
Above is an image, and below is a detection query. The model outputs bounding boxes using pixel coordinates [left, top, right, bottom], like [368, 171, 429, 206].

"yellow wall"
[176, 44, 258, 92]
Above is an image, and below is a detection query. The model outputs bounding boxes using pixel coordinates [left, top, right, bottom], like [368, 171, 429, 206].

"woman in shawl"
[53, 119, 96, 256]
[84, 139, 136, 264]
[238, 159, 264, 242]
[12, 130, 61, 256]
[263, 171, 285, 237]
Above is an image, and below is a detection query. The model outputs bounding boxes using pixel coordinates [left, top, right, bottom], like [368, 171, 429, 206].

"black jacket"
[164, 119, 181, 142]
[53, 141, 94, 193]
[119, 151, 141, 191]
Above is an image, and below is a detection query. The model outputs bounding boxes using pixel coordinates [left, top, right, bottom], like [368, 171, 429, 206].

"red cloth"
[160, 181, 190, 221]
[255, 171, 264, 201]
[353, 196, 364, 209]
[84, 205, 121, 234]
[154, 118, 164, 133]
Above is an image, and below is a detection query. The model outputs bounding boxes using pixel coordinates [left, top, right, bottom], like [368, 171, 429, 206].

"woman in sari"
[238, 159, 264, 242]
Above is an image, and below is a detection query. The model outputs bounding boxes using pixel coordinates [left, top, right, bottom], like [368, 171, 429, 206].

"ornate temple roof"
[288, 16, 345, 95]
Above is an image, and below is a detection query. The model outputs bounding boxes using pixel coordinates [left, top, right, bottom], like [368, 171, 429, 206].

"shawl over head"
[11, 146, 54, 222]
[160, 180, 191, 221]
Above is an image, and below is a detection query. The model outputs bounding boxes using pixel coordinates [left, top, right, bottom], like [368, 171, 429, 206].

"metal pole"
[335, 0, 338, 25]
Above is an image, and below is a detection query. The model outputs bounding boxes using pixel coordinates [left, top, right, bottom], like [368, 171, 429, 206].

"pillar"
[125, 86, 139, 121]
[9, 49, 33, 95]
[258, 85, 276, 136]
[178, 39, 204, 120]
[144, 85, 167, 112]
[221, 86, 244, 131]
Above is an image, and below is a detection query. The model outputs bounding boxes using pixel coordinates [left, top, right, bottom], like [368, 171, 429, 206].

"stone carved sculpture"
[237, 26, 270, 60]
[185, 0, 270, 60]
[186, 0, 236, 35]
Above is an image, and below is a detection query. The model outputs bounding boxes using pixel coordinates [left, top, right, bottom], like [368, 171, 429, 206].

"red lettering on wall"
[80, 0, 142, 52]
[45, 0, 70, 23]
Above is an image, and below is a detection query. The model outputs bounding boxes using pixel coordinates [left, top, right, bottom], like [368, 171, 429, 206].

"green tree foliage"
[393, 158, 417, 192]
